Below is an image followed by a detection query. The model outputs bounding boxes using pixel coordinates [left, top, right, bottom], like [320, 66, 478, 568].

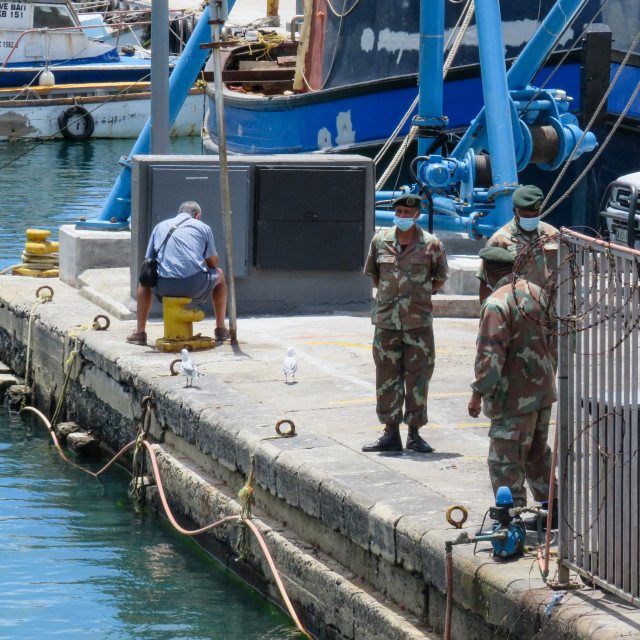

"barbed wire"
[509, 230, 640, 349]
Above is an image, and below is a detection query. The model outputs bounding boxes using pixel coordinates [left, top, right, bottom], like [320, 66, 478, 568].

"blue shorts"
[153, 269, 220, 304]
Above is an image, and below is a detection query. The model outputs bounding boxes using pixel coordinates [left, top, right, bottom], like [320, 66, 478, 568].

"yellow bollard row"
[12, 229, 59, 278]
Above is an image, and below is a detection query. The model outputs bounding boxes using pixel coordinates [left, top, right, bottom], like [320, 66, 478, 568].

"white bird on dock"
[179, 348, 200, 387]
[283, 346, 297, 384]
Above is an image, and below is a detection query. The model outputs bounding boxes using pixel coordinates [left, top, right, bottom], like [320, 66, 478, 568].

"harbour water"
[0, 137, 204, 271]
[0, 406, 301, 640]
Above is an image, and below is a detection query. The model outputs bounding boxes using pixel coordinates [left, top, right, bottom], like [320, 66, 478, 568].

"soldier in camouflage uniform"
[477, 185, 558, 303]
[362, 193, 449, 453]
[468, 247, 557, 510]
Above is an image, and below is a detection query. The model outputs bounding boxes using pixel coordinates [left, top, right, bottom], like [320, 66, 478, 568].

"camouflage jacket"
[477, 219, 559, 291]
[471, 275, 557, 418]
[364, 225, 449, 330]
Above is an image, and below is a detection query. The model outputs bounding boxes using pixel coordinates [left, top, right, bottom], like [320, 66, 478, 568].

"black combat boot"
[362, 425, 402, 452]
[406, 427, 434, 453]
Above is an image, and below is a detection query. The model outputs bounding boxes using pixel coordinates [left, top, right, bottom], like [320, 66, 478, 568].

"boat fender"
[58, 106, 95, 142]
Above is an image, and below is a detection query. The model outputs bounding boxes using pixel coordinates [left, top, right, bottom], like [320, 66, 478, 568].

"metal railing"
[557, 228, 640, 605]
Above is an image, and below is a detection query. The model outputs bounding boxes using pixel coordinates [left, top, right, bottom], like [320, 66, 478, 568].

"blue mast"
[78, 1, 237, 230]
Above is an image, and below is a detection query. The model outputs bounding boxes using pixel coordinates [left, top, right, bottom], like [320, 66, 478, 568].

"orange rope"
[22, 405, 313, 639]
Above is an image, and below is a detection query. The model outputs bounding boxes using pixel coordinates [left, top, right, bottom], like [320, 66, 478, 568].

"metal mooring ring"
[35, 285, 54, 300]
[93, 314, 110, 331]
[446, 505, 468, 529]
[275, 419, 296, 437]
[169, 359, 181, 376]
[141, 395, 156, 411]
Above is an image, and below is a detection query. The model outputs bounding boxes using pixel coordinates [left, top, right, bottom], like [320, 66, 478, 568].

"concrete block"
[59, 225, 131, 288]
[440, 256, 482, 295]
[438, 231, 485, 258]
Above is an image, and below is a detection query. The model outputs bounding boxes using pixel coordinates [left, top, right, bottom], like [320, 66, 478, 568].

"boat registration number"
[0, 3, 26, 20]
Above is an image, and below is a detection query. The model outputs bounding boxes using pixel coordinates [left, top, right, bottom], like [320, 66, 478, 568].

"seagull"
[179, 348, 200, 387]
[283, 346, 297, 384]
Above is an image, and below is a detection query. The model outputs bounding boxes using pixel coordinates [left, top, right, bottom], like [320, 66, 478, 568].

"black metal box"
[254, 165, 367, 270]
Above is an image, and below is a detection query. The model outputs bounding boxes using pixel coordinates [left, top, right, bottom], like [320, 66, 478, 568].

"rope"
[22, 406, 311, 639]
[375, 0, 475, 190]
[50, 342, 78, 430]
[541, 28, 640, 217]
[22, 288, 54, 410]
[517, 0, 611, 119]
[50, 316, 111, 430]
[326, 0, 360, 18]
[372, 0, 473, 168]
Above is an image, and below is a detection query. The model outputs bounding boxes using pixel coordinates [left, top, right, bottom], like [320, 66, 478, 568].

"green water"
[0, 137, 205, 271]
[0, 407, 301, 640]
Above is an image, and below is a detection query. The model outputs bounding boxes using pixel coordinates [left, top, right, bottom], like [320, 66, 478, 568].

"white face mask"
[518, 215, 540, 232]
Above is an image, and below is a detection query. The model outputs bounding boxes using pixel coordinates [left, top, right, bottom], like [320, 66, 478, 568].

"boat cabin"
[0, 0, 118, 66]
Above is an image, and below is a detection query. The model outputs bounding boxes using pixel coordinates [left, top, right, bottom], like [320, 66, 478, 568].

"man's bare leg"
[212, 268, 227, 329]
[136, 284, 153, 333]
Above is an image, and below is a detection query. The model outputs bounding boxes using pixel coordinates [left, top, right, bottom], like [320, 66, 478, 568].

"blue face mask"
[517, 215, 540, 232]
[394, 215, 416, 232]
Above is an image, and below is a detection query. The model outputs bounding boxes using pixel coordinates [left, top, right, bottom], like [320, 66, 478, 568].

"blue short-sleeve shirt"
[146, 212, 217, 278]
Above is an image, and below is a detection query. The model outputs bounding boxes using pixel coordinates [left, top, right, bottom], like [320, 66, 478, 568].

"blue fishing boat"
[201, 0, 640, 159]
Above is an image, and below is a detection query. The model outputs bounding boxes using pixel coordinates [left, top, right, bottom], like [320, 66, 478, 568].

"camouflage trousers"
[372, 326, 435, 427]
[488, 405, 557, 508]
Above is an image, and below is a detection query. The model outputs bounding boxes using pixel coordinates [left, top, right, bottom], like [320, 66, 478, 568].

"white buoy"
[39, 68, 55, 87]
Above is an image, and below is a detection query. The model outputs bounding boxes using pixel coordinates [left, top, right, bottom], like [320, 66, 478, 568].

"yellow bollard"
[12, 229, 59, 278]
[155, 297, 215, 352]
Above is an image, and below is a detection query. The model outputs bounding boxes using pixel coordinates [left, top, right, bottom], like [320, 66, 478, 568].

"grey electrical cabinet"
[131, 154, 374, 315]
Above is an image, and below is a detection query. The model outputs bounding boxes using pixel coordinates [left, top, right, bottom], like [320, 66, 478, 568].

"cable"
[326, 0, 360, 18]
[376, 0, 475, 190]
[541, 28, 640, 217]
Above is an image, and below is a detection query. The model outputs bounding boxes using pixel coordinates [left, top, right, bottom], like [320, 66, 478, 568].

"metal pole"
[415, 0, 445, 158]
[150, 0, 170, 155]
[473, 0, 518, 225]
[557, 233, 570, 584]
[211, 13, 238, 344]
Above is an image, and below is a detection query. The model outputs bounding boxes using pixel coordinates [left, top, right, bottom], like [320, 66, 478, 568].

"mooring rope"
[21, 287, 54, 410]
[375, 0, 475, 190]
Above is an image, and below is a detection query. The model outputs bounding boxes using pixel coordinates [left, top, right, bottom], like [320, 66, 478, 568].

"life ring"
[58, 105, 95, 141]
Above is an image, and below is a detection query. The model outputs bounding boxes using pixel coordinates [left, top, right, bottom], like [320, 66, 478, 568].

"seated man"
[126, 201, 229, 346]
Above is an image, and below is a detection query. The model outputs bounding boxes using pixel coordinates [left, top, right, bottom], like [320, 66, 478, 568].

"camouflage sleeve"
[471, 302, 509, 398]
[431, 242, 449, 282]
[363, 235, 380, 284]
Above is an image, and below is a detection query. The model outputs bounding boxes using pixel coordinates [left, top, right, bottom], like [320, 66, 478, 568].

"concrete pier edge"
[1, 276, 639, 640]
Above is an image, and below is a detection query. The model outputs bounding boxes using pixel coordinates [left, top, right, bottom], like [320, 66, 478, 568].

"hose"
[21, 405, 313, 640]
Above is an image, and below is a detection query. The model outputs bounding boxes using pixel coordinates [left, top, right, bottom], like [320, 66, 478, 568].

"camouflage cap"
[393, 193, 422, 209]
[512, 185, 543, 211]
[479, 246, 515, 264]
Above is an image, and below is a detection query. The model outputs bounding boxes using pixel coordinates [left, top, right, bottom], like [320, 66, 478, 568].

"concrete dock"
[1, 271, 639, 640]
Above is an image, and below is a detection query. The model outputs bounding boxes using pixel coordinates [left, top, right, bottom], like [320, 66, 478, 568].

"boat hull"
[203, 63, 582, 155]
[0, 86, 203, 139]
[0, 58, 158, 89]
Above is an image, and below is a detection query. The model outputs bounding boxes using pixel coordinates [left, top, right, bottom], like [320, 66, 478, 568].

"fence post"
[557, 234, 571, 584]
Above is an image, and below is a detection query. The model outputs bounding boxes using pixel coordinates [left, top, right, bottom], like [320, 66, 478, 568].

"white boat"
[0, 81, 204, 140]
[0, 0, 165, 88]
